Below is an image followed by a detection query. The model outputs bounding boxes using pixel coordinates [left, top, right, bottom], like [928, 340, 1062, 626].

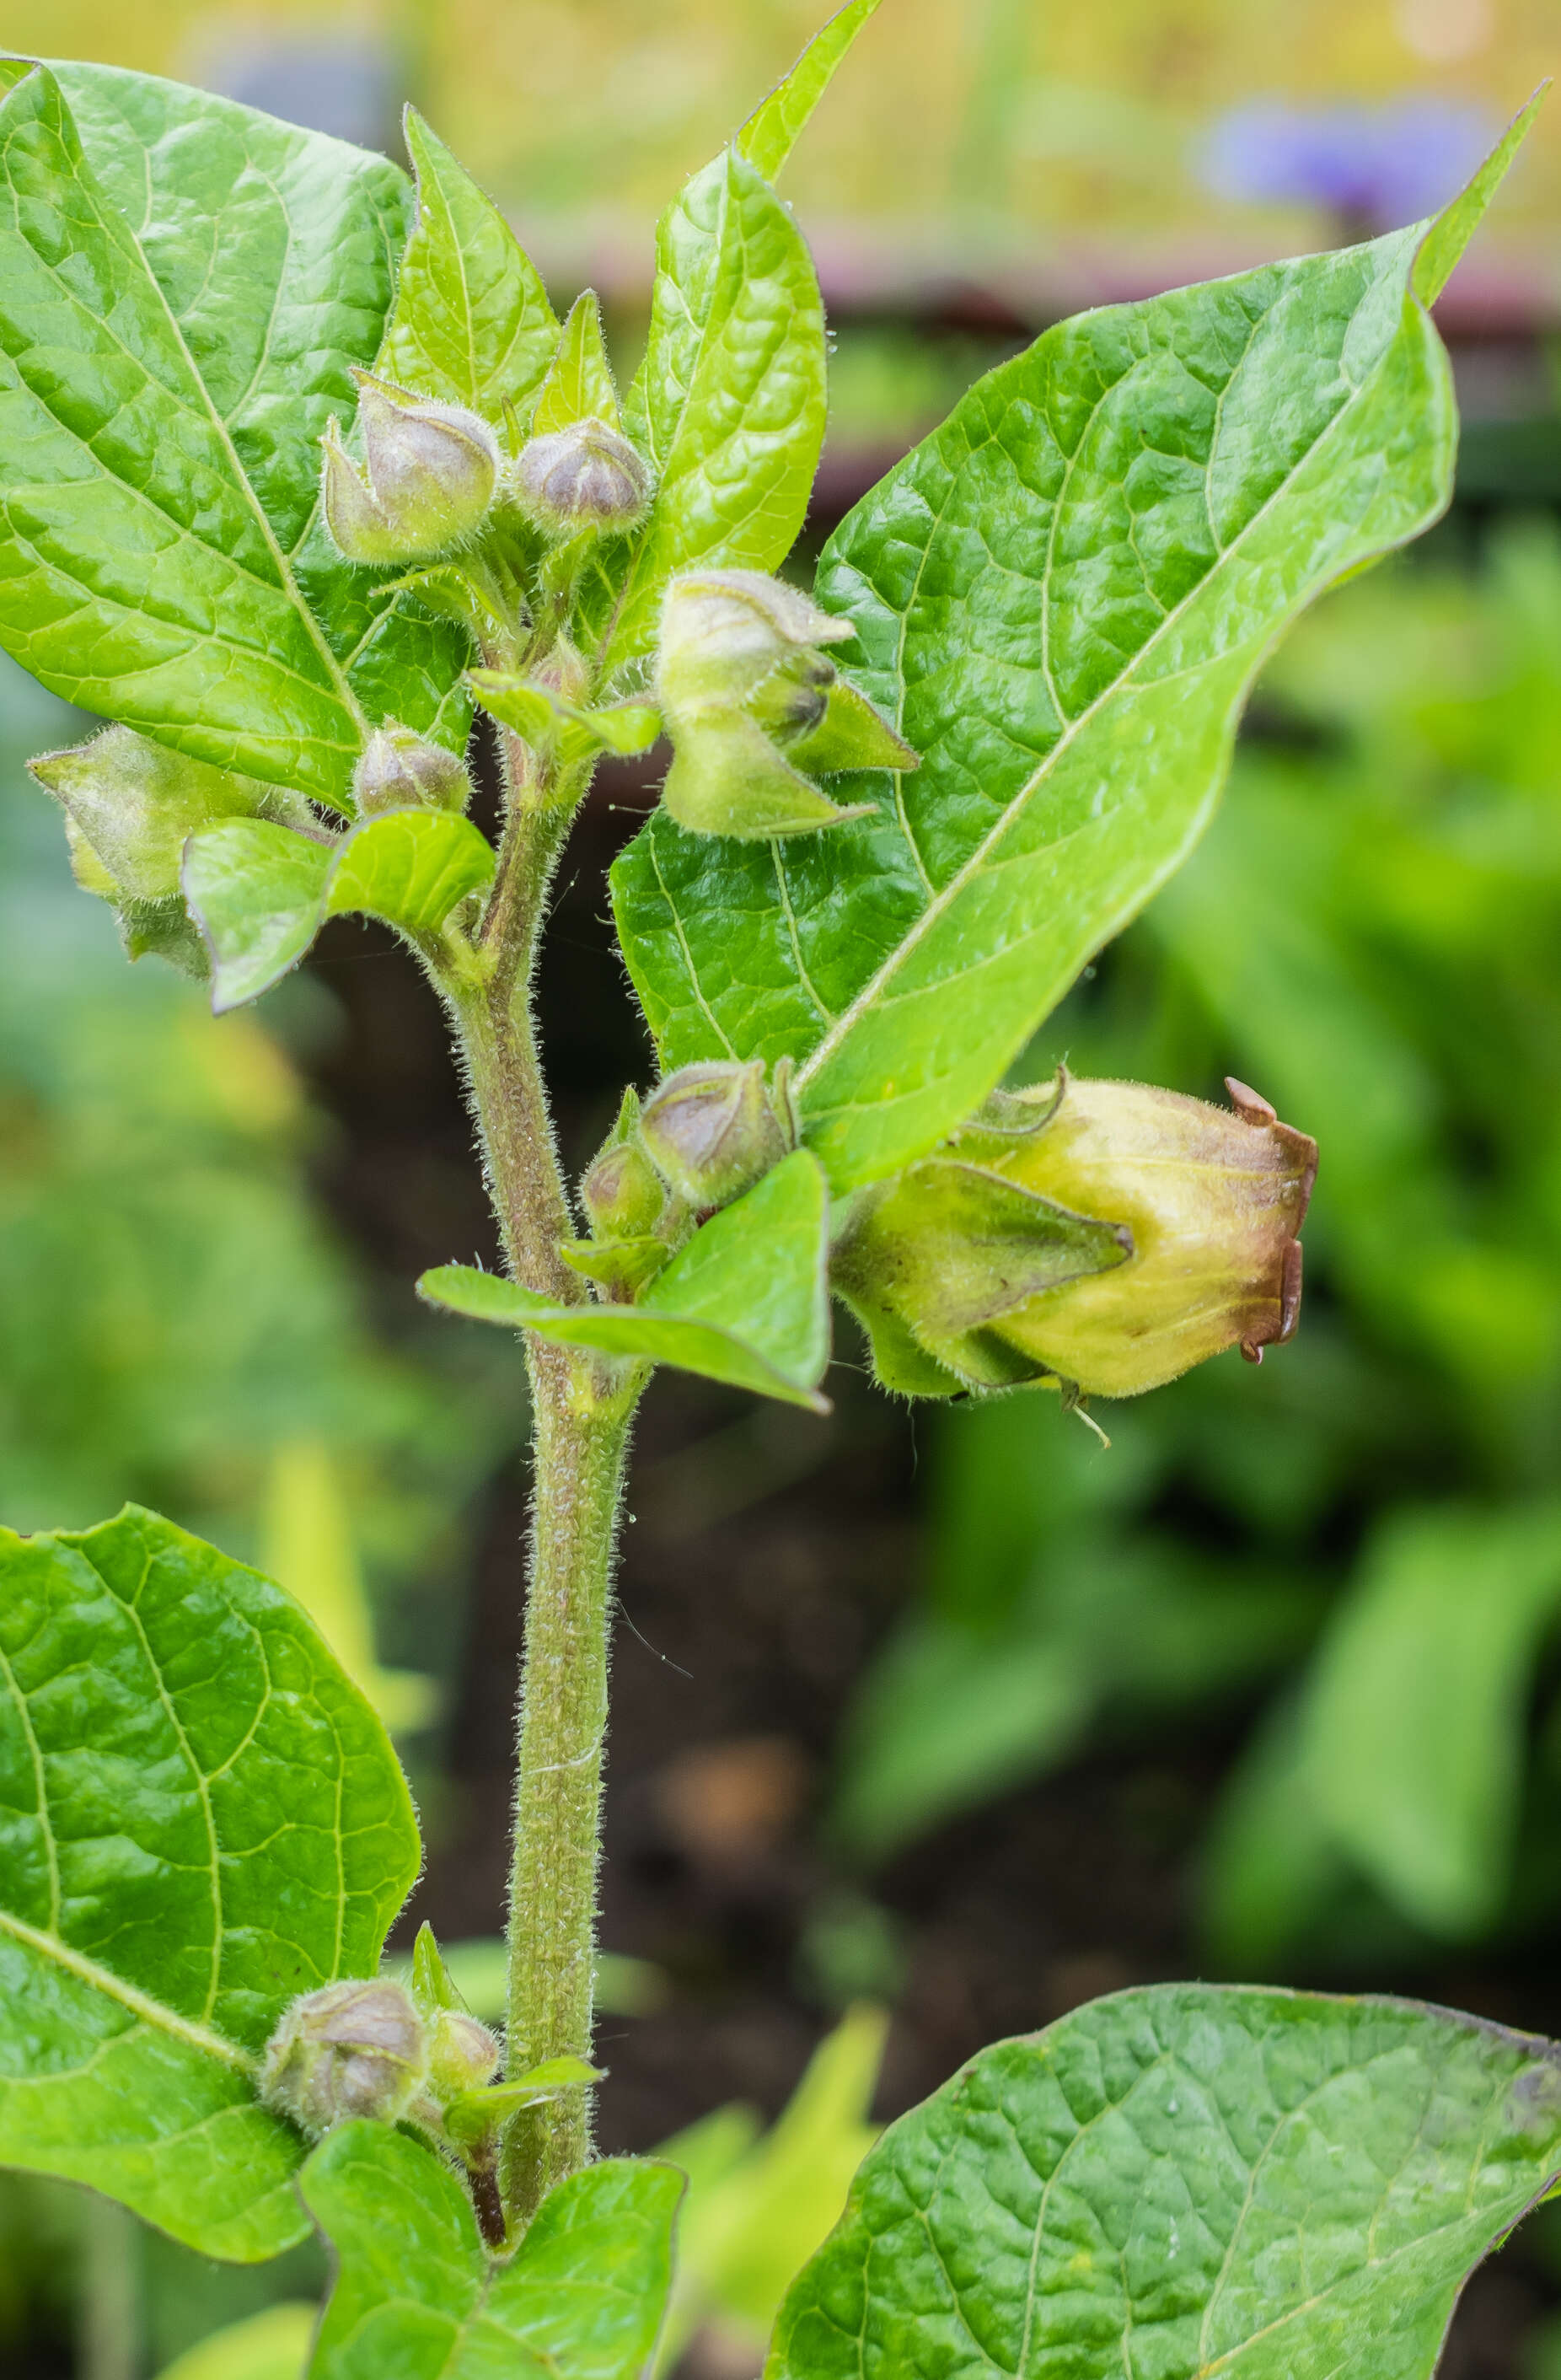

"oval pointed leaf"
[381, 109, 559, 422]
[770, 1984, 1561, 2380]
[0, 1507, 420, 2256]
[613, 126, 1529, 1191]
[594, 151, 826, 670]
[533, 291, 621, 435]
[184, 820, 335, 1013]
[419, 1149, 832, 1409]
[738, 0, 885, 183]
[325, 809, 496, 932]
[300, 2125, 679, 2380]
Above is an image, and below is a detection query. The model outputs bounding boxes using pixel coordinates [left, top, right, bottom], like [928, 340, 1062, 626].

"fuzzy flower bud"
[654, 569, 915, 840]
[640, 1060, 791, 1211]
[838, 1075, 1316, 1400]
[322, 374, 499, 567]
[260, 1980, 426, 2138]
[353, 722, 473, 815]
[582, 1138, 666, 1240]
[426, 2007, 502, 2101]
[513, 417, 649, 535]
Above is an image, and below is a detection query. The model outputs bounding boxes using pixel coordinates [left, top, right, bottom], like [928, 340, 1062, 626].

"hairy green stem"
[443, 728, 638, 2231]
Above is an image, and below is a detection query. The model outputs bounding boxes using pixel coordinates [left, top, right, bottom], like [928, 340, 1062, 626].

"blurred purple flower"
[1199, 97, 1496, 230]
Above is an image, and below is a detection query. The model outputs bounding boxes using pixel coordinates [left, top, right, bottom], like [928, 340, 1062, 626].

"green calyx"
[512, 416, 650, 536]
[836, 1073, 1317, 1400]
[655, 567, 915, 839]
[354, 722, 474, 815]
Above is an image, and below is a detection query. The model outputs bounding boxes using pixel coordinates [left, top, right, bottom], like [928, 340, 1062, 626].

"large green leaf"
[185, 809, 496, 1010]
[0, 1507, 419, 2257]
[300, 2125, 679, 2379]
[770, 1984, 1561, 2380]
[738, 0, 886, 183]
[0, 61, 469, 808]
[379, 110, 559, 423]
[419, 1149, 832, 1410]
[593, 150, 827, 671]
[614, 107, 1536, 1193]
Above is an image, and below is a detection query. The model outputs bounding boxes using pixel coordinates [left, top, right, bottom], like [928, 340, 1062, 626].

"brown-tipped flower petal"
[985, 1073, 1317, 1396]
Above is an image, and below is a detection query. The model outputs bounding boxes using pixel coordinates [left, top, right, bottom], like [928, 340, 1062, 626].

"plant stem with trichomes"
[442, 728, 640, 2230]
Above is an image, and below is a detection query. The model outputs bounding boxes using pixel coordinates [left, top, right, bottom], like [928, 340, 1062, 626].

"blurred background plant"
[7, 0, 1561, 2374]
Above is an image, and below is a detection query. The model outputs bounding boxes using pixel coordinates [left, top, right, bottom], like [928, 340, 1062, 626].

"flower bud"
[426, 2007, 501, 2101]
[655, 570, 914, 841]
[260, 1980, 426, 2138]
[838, 1075, 1315, 1400]
[640, 1060, 791, 1210]
[513, 417, 649, 535]
[353, 722, 472, 815]
[581, 1138, 666, 1240]
[322, 375, 499, 566]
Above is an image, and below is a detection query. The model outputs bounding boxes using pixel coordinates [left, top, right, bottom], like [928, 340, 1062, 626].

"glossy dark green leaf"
[0, 62, 469, 807]
[300, 2125, 679, 2379]
[419, 1150, 832, 1410]
[0, 1506, 420, 2257]
[380, 109, 559, 424]
[614, 109, 1535, 1192]
[185, 810, 494, 1010]
[738, 0, 885, 182]
[770, 1984, 1561, 2380]
[595, 152, 827, 670]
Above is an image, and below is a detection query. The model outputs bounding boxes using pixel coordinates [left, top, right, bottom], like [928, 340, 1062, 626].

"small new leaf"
[533, 292, 623, 435]
[381, 109, 560, 424]
[301, 2128, 680, 2380]
[185, 810, 496, 1010]
[419, 1150, 832, 1410]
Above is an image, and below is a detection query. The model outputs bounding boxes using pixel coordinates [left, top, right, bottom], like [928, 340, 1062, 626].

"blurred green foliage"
[834, 519, 1561, 1975]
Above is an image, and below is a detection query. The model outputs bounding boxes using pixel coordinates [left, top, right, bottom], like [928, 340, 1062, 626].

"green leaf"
[469, 669, 662, 761]
[533, 291, 621, 435]
[185, 810, 495, 1010]
[184, 824, 335, 1012]
[300, 2126, 680, 2380]
[0, 62, 469, 806]
[1304, 1501, 1561, 1937]
[154, 2303, 316, 2380]
[738, 0, 886, 183]
[613, 139, 1525, 1193]
[770, 1985, 1561, 2380]
[0, 1506, 420, 2258]
[419, 1148, 832, 1410]
[595, 151, 827, 670]
[380, 109, 559, 425]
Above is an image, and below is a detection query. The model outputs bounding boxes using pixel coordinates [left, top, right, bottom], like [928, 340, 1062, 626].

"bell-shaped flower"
[321, 373, 500, 566]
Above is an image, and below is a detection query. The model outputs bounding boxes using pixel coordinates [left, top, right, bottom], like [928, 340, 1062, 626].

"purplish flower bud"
[353, 722, 473, 815]
[640, 1060, 791, 1210]
[581, 1137, 666, 1240]
[322, 375, 499, 566]
[260, 1980, 426, 2138]
[426, 2007, 502, 2101]
[513, 417, 649, 535]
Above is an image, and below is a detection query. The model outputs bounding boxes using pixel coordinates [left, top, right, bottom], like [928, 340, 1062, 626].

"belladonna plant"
[0, 7, 1553, 2375]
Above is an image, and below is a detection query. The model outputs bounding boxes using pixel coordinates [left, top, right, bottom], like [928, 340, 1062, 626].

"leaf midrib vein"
[791, 259, 1428, 1102]
[0, 1905, 257, 2075]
